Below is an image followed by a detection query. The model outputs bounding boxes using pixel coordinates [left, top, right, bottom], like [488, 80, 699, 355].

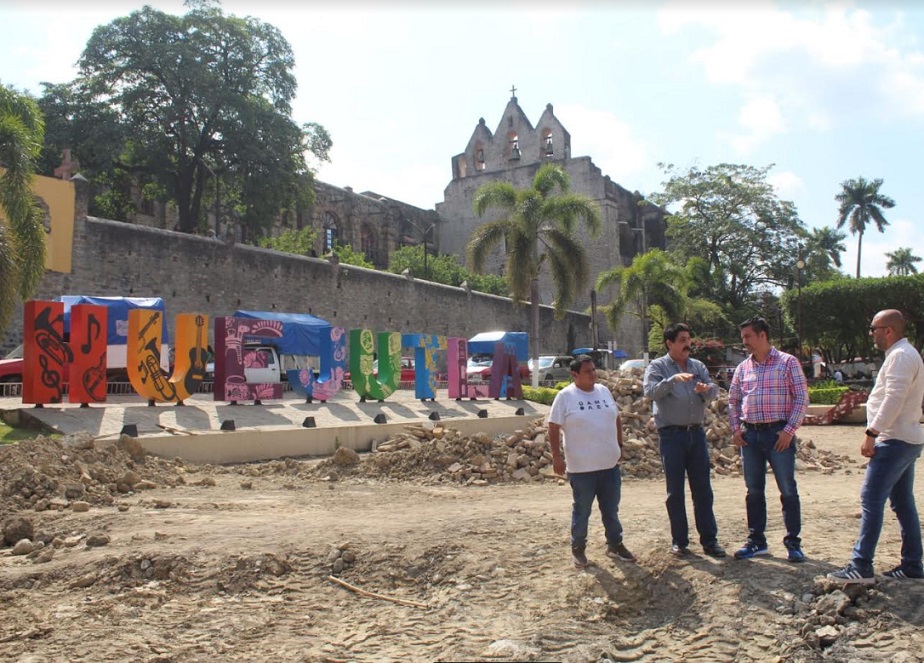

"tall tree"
[649, 163, 805, 310]
[69, 4, 331, 235]
[885, 247, 922, 276]
[0, 85, 46, 335]
[468, 163, 601, 387]
[835, 176, 894, 278]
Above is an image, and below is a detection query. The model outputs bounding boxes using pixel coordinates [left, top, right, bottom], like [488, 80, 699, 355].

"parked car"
[528, 355, 573, 382]
[345, 356, 417, 384]
[466, 354, 530, 383]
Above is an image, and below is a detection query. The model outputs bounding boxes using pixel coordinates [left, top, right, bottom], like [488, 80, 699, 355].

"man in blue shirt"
[644, 323, 726, 558]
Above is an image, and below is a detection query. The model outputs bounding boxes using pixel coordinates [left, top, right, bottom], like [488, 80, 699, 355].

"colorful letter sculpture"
[68, 303, 107, 404]
[446, 337, 469, 400]
[488, 341, 524, 399]
[167, 313, 210, 402]
[23, 300, 72, 404]
[214, 316, 284, 402]
[402, 333, 445, 400]
[348, 329, 400, 401]
[290, 326, 346, 401]
[127, 308, 176, 402]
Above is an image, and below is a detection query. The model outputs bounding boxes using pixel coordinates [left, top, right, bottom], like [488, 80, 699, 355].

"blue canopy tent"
[468, 331, 528, 361]
[572, 347, 628, 359]
[59, 295, 169, 344]
[232, 310, 331, 356]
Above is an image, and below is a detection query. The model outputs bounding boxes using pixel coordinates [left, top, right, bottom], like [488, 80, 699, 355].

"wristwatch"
[865, 428, 878, 438]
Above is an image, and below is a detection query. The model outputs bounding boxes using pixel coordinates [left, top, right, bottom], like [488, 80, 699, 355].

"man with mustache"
[828, 309, 924, 584]
[728, 316, 809, 562]
[644, 323, 726, 558]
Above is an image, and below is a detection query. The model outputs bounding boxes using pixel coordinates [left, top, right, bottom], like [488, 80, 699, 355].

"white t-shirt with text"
[548, 383, 621, 473]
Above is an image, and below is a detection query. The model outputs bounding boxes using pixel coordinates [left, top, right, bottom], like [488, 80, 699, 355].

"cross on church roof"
[54, 148, 80, 180]
[510, 85, 517, 98]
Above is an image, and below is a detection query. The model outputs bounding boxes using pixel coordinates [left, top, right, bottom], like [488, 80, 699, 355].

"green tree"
[259, 226, 318, 255]
[387, 245, 507, 295]
[66, 4, 331, 236]
[649, 163, 806, 310]
[330, 243, 374, 269]
[468, 163, 602, 386]
[598, 249, 728, 353]
[885, 247, 922, 276]
[0, 85, 46, 335]
[835, 176, 895, 278]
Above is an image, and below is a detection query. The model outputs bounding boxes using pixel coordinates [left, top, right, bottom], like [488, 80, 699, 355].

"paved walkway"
[0, 389, 549, 439]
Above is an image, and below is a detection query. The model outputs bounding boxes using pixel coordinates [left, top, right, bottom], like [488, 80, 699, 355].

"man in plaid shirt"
[728, 316, 809, 562]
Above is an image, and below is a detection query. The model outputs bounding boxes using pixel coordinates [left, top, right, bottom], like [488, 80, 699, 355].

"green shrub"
[522, 385, 559, 405]
[808, 386, 849, 405]
[554, 380, 571, 390]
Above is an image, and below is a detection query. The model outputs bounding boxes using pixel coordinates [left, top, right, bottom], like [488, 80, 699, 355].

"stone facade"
[2, 178, 591, 359]
[435, 95, 667, 356]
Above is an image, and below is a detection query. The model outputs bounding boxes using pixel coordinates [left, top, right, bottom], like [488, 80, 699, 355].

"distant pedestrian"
[644, 323, 726, 559]
[833, 369, 844, 384]
[728, 316, 809, 562]
[548, 355, 636, 569]
[828, 310, 924, 584]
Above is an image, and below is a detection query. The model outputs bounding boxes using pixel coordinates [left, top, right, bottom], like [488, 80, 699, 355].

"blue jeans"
[659, 427, 718, 548]
[851, 439, 923, 575]
[740, 424, 801, 548]
[569, 465, 623, 549]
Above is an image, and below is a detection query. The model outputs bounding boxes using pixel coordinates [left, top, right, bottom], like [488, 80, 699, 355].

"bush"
[522, 385, 560, 405]
[808, 386, 849, 405]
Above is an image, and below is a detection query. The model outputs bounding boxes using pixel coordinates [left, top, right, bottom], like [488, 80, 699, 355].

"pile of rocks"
[0, 432, 189, 515]
[312, 369, 850, 485]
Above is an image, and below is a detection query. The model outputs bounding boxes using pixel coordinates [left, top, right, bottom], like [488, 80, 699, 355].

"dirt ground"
[1, 423, 923, 663]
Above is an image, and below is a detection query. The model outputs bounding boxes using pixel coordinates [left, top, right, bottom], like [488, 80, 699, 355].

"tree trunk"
[531, 276, 540, 389]
[855, 231, 863, 278]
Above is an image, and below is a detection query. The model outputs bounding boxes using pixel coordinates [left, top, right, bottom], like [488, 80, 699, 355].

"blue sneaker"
[787, 546, 806, 563]
[733, 542, 769, 559]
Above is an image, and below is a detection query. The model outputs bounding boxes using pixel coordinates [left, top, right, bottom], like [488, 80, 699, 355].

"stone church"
[118, 93, 667, 355]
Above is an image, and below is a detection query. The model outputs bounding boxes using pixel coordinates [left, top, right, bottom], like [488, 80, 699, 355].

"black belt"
[659, 424, 703, 432]
[743, 420, 786, 431]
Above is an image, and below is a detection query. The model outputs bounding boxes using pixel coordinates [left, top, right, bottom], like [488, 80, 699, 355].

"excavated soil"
[1, 412, 923, 661]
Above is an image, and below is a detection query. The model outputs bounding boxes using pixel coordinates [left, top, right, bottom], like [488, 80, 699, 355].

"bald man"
[828, 310, 924, 584]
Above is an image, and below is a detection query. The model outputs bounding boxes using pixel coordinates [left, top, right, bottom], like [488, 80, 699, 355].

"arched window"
[507, 131, 520, 161]
[361, 223, 377, 264]
[323, 212, 339, 252]
[475, 141, 486, 171]
[541, 128, 553, 158]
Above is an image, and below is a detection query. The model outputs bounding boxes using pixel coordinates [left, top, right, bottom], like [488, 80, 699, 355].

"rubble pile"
[0, 433, 189, 515]
[311, 369, 850, 485]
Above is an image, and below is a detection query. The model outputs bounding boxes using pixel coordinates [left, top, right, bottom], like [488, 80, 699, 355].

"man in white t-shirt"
[548, 355, 636, 568]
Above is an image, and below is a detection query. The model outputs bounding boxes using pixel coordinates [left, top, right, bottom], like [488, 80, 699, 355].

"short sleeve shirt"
[548, 383, 621, 473]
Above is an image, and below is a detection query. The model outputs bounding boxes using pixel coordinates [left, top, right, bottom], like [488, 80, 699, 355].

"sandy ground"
[1, 423, 923, 663]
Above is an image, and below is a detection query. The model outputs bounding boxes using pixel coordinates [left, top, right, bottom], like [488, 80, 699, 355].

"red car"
[345, 356, 417, 384]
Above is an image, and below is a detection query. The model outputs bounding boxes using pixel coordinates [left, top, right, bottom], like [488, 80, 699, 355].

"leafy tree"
[886, 247, 922, 276]
[835, 176, 895, 278]
[468, 163, 602, 386]
[598, 249, 729, 352]
[0, 85, 46, 335]
[259, 226, 318, 255]
[649, 163, 805, 310]
[61, 4, 330, 236]
[330, 242, 374, 269]
[387, 245, 507, 295]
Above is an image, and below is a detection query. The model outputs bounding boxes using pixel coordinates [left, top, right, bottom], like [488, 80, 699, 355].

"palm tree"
[806, 226, 847, 269]
[597, 250, 725, 354]
[835, 177, 895, 278]
[885, 247, 922, 276]
[0, 84, 47, 335]
[468, 163, 601, 387]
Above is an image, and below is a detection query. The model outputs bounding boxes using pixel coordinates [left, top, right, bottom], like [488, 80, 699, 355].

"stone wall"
[2, 179, 591, 357]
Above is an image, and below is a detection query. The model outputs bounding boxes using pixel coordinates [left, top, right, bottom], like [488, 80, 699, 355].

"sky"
[2, 0, 923, 278]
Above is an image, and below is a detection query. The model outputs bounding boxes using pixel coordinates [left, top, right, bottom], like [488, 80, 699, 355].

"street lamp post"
[796, 248, 805, 362]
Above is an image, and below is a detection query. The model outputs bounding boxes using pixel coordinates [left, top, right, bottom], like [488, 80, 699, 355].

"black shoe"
[606, 542, 637, 562]
[882, 565, 924, 580]
[671, 544, 691, 557]
[703, 543, 727, 558]
[572, 547, 588, 569]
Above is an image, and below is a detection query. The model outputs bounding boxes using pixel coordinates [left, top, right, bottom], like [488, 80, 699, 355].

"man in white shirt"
[828, 309, 924, 584]
[548, 355, 636, 568]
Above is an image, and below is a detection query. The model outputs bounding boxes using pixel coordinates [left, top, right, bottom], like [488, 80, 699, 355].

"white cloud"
[656, 2, 924, 145]
[723, 94, 787, 153]
[557, 104, 651, 183]
[767, 170, 804, 199]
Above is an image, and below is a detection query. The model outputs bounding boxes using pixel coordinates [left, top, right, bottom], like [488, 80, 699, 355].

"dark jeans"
[659, 427, 718, 548]
[740, 424, 801, 548]
[851, 439, 923, 575]
[569, 465, 623, 550]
